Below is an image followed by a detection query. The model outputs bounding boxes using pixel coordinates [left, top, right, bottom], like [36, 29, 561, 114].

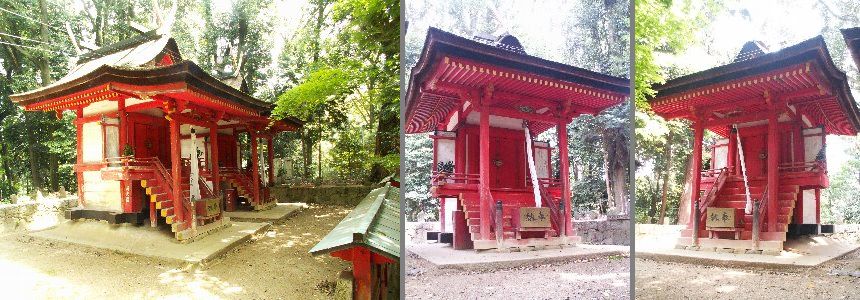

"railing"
[778, 161, 826, 173]
[700, 168, 726, 178]
[698, 168, 728, 217]
[103, 156, 192, 219]
[181, 158, 215, 198]
[529, 177, 562, 188]
[431, 172, 480, 186]
[538, 184, 562, 237]
[757, 185, 768, 230]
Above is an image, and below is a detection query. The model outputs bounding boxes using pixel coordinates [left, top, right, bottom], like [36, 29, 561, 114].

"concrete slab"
[29, 219, 270, 265]
[636, 224, 860, 268]
[224, 203, 306, 222]
[408, 243, 628, 271]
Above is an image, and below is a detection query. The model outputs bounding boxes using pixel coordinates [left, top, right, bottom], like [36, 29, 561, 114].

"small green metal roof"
[309, 183, 400, 260]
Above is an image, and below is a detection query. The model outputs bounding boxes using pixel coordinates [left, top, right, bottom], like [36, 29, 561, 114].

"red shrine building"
[405, 28, 629, 250]
[10, 30, 301, 241]
[650, 37, 860, 251]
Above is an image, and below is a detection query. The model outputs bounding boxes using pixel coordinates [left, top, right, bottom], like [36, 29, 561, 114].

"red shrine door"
[489, 137, 523, 189]
[133, 122, 169, 163]
[740, 133, 767, 177]
[218, 133, 238, 168]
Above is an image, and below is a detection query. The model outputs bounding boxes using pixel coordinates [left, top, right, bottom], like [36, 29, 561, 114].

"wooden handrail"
[538, 184, 562, 236]
[698, 168, 728, 216]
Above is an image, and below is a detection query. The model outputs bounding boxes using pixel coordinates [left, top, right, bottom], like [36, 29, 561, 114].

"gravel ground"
[635, 249, 860, 299]
[406, 251, 630, 299]
[0, 204, 352, 299]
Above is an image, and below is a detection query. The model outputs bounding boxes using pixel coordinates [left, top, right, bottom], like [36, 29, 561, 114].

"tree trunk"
[27, 127, 42, 192]
[648, 176, 658, 223]
[603, 126, 629, 215]
[49, 153, 59, 192]
[301, 133, 313, 179]
[658, 130, 675, 224]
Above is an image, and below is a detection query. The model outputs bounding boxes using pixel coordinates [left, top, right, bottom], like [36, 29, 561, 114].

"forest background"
[0, 0, 399, 202]
[635, 0, 860, 225]
[403, 0, 631, 222]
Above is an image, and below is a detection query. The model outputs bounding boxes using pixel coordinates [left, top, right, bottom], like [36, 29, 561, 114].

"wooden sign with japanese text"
[519, 207, 551, 228]
[706, 207, 735, 228]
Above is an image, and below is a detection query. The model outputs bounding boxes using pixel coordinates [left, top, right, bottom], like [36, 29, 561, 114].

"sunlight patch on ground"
[0, 258, 86, 298]
[715, 285, 738, 293]
[157, 268, 244, 298]
[558, 272, 629, 287]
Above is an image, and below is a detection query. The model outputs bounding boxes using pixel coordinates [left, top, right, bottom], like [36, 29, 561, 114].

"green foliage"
[273, 0, 400, 184]
[634, 0, 717, 108]
[274, 68, 352, 120]
[823, 137, 860, 224]
[328, 126, 372, 183]
[404, 133, 433, 222]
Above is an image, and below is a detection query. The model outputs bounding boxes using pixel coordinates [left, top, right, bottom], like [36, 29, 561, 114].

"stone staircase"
[459, 191, 560, 244]
[696, 176, 796, 241]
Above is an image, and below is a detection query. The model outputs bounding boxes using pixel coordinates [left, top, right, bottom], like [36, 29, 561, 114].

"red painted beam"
[557, 121, 573, 236]
[478, 106, 565, 124]
[75, 108, 86, 207]
[266, 137, 275, 186]
[689, 118, 704, 231]
[352, 247, 372, 300]
[169, 114, 186, 229]
[210, 125, 221, 196]
[478, 86, 493, 240]
[766, 109, 779, 232]
[250, 133, 261, 206]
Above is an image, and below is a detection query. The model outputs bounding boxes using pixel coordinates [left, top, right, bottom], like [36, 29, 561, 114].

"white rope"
[734, 125, 753, 214]
[523, 121, 541, 207]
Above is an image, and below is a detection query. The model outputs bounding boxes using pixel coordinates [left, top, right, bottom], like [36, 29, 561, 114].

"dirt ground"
[405, 251, 630, 299]
[0, 204, 353, 299]
[635, 249, 860, 299]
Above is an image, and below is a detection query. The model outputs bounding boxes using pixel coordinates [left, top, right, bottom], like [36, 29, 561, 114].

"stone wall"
[574, 218, 630, 245]
[0, 196, 77, 234]
[270, 185, 375, 206]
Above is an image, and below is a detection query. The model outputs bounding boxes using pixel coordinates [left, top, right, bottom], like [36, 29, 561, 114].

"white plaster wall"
[436, 139, 455, 165]
[104, 126, 119, 158]
[713, 139, 728, 170]
[82, 122, 104, 163]
[81, 171, 121, 211]
[180, 137, 207, 162]
[803, 189, 816, 224]
[442, 197, 456, 233]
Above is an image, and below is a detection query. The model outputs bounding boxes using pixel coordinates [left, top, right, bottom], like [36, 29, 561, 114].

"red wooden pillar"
[557, 121, 573, 236]
[75, 108, 85, 207]
[766, 110, 779, 232]
[352, 247, 372, 300]
[210, 127, 220, 195]
[727, 126, 737, 174]
[118, 98, 132, 212]
[169, 113, 185, 228]
[267, 136, 275, 186]
[478, 89, 492, 240]
[689, 118, 704, 230]
[250, 132, 261, 206]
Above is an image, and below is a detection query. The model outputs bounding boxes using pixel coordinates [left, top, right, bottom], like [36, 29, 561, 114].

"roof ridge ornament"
[734, 40, 769, 63]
